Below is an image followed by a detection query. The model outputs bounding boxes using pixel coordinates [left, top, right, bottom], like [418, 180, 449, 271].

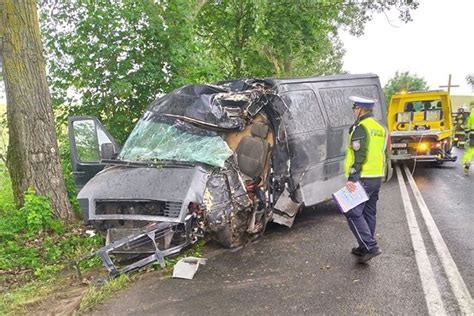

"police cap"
[349, 96, 375, 109]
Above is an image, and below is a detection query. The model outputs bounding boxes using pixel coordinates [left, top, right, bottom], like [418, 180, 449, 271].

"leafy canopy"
[195, 0, 419, 78]
[40, 0, 203, 142]
[383, 71, 429, 105]
[40, 0, 419, 141]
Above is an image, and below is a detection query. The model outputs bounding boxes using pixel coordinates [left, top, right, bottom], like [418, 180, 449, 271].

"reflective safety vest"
[344, 117, 388, 178]
[465, 112, 474, 146]
[465, 111, 474, 131]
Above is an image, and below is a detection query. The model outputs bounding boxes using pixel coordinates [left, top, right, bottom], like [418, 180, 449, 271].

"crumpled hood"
[78, 165, 209, 222]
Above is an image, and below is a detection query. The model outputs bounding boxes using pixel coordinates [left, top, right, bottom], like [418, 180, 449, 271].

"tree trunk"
[1, 0, 74, 222]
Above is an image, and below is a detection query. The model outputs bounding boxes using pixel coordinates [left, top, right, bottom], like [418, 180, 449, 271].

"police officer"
[344, 96, 388, 263]
[462, 103, 474, 174]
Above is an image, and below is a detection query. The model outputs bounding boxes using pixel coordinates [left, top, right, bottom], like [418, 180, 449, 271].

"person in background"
[344, 96, 388, 263]
[453, 107, 467, 148]
[462, 103, 474, 175]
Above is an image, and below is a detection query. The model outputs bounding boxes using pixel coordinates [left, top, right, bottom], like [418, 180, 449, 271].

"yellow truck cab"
[388, 90, 457, 163]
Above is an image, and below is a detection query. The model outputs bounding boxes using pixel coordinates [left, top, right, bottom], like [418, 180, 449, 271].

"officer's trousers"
[345, 177, 382, 253]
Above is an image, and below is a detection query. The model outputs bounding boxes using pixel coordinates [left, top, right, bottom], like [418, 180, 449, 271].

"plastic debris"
[172, 257, 208, 280]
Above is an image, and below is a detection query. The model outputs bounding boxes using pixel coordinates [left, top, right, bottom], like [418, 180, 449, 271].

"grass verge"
[0, 276, 64, 315]
[0, 239, 206, 314]
[78, 274, 131, 312]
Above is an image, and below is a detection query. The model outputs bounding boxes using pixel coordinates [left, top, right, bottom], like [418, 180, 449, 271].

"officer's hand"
[346, 181, 357, 192]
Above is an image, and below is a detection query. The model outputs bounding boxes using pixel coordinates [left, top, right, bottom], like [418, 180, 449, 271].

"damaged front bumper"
[75, 220, 196, 278]
[75, 165, 209, 277]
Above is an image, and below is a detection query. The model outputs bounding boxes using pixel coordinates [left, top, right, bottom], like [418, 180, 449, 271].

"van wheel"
[383, 159, 393, 182]
[215, 209, 251, 248]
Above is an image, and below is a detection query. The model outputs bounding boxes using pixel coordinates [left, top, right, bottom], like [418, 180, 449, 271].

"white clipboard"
[332, 181, 369, 213]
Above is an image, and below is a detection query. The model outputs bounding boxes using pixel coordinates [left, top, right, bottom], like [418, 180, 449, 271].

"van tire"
[215, 209, 251, 248]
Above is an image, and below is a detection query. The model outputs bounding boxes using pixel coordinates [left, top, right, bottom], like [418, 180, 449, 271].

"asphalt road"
[92, 148, 473, 315]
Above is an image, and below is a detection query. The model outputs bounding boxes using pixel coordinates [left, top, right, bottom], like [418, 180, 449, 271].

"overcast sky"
[340, 0, 474, 95]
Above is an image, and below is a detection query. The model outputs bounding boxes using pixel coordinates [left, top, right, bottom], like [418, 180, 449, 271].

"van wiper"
[101, 159, 195, 168]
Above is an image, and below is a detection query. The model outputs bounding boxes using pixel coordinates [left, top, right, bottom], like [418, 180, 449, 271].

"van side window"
[319, 87, 382, 126]
[280, 90, 326, 136]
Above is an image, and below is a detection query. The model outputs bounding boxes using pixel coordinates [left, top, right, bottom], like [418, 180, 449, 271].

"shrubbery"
[0, 106, 102, 290]
[0, 185, 102, 285]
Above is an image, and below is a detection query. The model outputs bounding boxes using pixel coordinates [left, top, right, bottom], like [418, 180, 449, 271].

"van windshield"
[118, 114, 233, 168]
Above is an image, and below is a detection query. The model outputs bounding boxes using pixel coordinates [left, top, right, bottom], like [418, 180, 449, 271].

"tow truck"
[387, 90, 457, 163]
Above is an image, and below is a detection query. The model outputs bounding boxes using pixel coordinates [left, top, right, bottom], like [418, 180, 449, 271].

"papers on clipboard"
[332, 181, 369, 213]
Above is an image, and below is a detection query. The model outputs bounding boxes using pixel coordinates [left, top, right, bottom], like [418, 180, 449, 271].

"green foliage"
[39, 0, 419, 144]
[0, 188, 102, 282]
[58, 142, 81, 215]
[0, 189, 59, 243]
[0, 145, 95, 282]
[195, 1, 419, 78]
[53, 112, 81, 215]
[383, 71, 429, 105]
[39, 0, 204, 143]
[0, 106, 14, 212]
[20, 189, 63, 235]
[0, 167, 14, 213]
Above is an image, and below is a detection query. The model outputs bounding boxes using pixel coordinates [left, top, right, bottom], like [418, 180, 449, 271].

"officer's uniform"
[344, 96, 388, 261]
[462, 107, 474, 174]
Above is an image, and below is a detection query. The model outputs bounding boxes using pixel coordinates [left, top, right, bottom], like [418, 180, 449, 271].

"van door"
[279, 89, 328, 203]
[68, 116, 120, 191]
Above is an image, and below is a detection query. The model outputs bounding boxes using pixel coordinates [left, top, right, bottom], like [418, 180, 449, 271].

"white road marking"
[404, 165, 474, 315]
[395, 165, 446, 315]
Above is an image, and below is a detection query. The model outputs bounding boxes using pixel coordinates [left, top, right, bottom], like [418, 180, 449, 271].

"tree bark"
[1, 0, 74, 222]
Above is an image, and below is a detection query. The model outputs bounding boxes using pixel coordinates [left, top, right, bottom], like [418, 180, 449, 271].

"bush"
[20, 188, 64, 235]
[0, 107, 103, 287]
[0, 188, 103, 283]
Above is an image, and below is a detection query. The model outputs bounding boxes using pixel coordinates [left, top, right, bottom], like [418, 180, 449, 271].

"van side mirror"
[100, 143, 116, 160]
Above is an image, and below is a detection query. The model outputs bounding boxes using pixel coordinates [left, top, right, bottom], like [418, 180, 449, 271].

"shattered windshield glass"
[118, 113, 233, 168]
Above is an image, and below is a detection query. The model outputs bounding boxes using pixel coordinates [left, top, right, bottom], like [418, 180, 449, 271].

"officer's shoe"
[351, 247, 366, 256]
[358, 248, 382, 264]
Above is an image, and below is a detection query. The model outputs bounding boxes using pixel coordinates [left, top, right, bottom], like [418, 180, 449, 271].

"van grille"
[95, 200, 182, 218]
[164, 201, 182, 217]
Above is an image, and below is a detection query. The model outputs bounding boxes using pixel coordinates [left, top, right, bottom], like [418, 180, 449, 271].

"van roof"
[267, 73, 379, 85]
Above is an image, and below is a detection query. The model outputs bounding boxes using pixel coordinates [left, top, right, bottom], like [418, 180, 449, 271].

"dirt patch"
[16, 267, 106, 315]
[29, 286, 88, 316]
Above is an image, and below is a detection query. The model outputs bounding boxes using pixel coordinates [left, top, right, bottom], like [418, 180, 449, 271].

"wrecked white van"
[69, 74, 387, 276]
